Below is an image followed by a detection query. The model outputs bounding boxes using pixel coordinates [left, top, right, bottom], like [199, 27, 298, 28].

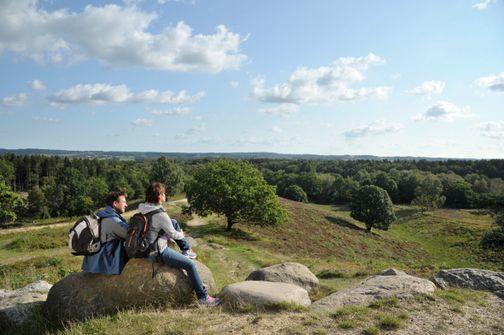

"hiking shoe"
[182, 249, 197, 259]
[198, 295, 220, 306]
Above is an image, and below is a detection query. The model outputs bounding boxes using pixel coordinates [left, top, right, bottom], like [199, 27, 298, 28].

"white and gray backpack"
[68, 214, 102, 255]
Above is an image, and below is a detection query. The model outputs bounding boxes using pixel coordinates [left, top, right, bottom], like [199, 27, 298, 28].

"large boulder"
[432, 268, 504, 298]
[219, 281, 311, 311]
[246, 262, 319, 296]
[44, 258, 215, 323]
[311, 268, 436, 311]
[0, 280, 52, 329]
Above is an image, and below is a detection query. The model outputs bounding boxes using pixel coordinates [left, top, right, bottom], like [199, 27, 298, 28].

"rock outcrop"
[44, 258, 215, 323]
[0, 280, 52, 328]
[219, 281, 311, 311]
[246, 262, 319, 295]
[311, 268, 436, 311]
[432, 268, 504, 299]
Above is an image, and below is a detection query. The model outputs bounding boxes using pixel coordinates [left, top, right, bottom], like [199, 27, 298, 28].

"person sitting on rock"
[139, 182, 219, 306]
[82, 191, 129, 275]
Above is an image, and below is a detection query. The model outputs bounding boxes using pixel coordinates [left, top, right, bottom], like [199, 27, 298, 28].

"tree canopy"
[185, 159, 288, 230]
[350, 185, 396, 232]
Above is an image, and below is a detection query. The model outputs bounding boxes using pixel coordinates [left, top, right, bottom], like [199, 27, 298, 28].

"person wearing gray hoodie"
[138, 182, 219, 306]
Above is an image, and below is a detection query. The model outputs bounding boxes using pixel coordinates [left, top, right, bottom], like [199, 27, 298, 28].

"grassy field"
[1, 198, 503, 334]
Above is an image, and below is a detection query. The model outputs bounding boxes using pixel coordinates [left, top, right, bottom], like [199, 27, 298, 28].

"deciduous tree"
[185, 159, 287, 230]
[350, 185, 396, 232]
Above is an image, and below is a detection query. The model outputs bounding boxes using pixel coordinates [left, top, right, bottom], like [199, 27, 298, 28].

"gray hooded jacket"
[138, 202, 184, 254]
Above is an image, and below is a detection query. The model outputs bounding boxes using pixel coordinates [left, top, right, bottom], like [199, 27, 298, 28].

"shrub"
[283, 185, 308, 203]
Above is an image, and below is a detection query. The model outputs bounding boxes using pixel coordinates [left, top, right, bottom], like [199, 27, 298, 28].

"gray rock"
[380, 268, 407, 276]
[311, 269, 436, 311]
[0, 280, 52, 328]
[246, 262, 319, 295]
[432, 268, 504, 296]
[44, 258, 215, 323]
[219, 281, 311, 310]
[185, 236, 198, 247]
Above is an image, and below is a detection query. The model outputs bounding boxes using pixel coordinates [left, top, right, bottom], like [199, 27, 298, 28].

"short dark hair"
[145, 182, 165, 203]
[105, 191, 127, 207]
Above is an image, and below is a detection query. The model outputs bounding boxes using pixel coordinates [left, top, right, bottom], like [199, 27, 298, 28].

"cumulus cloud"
[2, 93, 27, 106]
[258, 103, 299, 116]
[230, 81, 239, 88]
[0, 0, 247, 72]
[414, 101, 474, 122]
[131, 118, 153, 127]
[476, 72, 504, 92]
[151, 107, 191, 116]
[344, 120, 403, 139]
[472, 0, 496, 10]
[30, 79, 46, 90]
[409, 80, 445, 96]
[477, 120, 504, 139]
[48, 83, 204, 104]
[251, 53, 392, 105]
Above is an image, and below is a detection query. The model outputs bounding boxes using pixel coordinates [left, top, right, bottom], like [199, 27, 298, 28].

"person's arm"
[158, 213, 185, 240]
[109, 218, 128, 240]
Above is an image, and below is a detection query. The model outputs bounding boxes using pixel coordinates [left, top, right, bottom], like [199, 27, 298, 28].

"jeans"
[157, 246, 207, 300]
[171, 219, 191, 252]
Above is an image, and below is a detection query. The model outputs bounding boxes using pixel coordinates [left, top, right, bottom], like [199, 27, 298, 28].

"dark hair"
[105, 191, 127, 207]
[145, 182, 166, 203]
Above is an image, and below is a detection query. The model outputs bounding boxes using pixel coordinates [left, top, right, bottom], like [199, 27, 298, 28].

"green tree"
[373, 172, 399, 203]
[150, 157, 185, 196]
[412, 174, 446, 212]
[185, 159, 288, 230]
[284, 185, 308, 203]
[27, 186, 50, 219]
[350, 185, 396, 232]
[0, 181, 19, 224]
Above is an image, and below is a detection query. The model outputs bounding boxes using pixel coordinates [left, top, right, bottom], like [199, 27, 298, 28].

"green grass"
[377, 314, 401, 330]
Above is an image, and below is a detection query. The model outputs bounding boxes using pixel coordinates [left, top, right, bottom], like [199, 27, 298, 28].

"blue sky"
[0, 0, 503, 158]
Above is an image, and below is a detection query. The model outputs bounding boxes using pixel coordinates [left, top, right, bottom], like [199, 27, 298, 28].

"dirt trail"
[0, 221, 73, 235]
[0, 198, 205, 235]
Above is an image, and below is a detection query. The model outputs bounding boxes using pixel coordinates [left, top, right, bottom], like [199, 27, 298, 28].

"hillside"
[1, 198, 503, 334]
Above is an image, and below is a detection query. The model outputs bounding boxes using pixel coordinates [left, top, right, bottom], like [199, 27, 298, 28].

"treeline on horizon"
[0, 154, 503, 223]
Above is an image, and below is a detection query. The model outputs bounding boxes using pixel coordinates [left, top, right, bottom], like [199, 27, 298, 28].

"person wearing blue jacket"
[82, 191, 129, 275]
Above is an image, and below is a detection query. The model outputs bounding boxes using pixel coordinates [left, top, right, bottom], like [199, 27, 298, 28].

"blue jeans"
[171, 219, 191, 252]
[156, 246, 207, 300]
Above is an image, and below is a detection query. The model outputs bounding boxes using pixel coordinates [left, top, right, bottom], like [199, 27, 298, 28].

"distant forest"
[0, 153, 503, 222]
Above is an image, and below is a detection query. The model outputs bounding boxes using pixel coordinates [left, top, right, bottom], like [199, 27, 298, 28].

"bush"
[283, 185, 308, 203]
[480, 229, 504, 249]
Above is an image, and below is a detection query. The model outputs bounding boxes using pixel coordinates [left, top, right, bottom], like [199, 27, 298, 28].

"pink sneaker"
[182, 249, 197, 259]
[198, 295, 220, 306]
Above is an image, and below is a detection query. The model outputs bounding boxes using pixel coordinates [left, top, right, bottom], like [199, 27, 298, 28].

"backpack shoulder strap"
[144, 208, 165, 224]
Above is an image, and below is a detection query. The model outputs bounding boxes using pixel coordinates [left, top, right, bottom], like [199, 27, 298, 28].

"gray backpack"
[68, 214, 101, 255]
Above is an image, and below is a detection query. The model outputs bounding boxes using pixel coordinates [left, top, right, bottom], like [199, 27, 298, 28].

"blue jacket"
[81, 206, 129, 275]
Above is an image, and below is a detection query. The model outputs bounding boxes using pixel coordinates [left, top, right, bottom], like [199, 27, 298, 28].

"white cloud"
[2, 93, 27, 106]
[33, 116, 60, 122]
[175, 123, 207, 139]
[151, 107, 191, 116]
[49, 83, 204, 104]
[251, 53, 392, 105]
[414, 101, 474, 122]
[258, 103, 299, 116]
[344, 120, 403, 139]
[409, 80, 445, 96]
[0, 0, 246, 72]
[29, 79, 46, 90]
[390, 73, 401, 80]
[476, 72, 504, 92]
[131, 118, 153, 127]
[230, 81, 239, 88]
[477, 120, 504, 139]
[472, 0, 496, 10]
[270, 126, 283, 133]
